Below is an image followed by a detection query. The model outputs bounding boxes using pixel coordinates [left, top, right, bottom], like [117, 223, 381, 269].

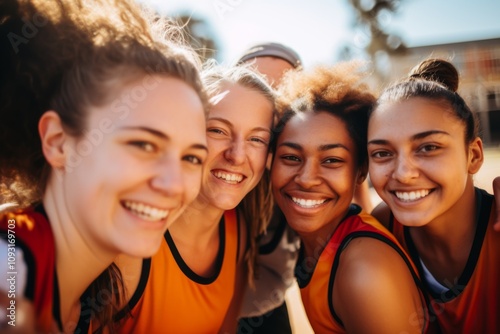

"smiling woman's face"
[271, 111, 362, 237]
[198, 82, 274, 211]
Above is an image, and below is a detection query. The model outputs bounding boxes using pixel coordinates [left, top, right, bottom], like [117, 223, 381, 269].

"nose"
[392, 155, 419, 183]
[295, 160, 321, 189]
[150, 156, 184, 197]
[224, 136, 246, 165]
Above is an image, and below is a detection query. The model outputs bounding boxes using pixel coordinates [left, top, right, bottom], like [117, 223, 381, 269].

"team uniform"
[108, 209, 241, 333]
[389, 188, 499, 333]
[0, 206, 89, 333]
[296, 205, 427, 334]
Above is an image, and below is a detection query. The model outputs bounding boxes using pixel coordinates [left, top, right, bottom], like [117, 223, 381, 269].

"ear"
[356, 162, 368, 185]
[467, 137, 484, 174]
[38, 111, 67, 169]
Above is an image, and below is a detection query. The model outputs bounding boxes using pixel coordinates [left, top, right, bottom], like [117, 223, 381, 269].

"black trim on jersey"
[165, 215, 225, 285]
[236, 211, 242, 263]
[259, 208, 287, 255]
[113, 258, 152, 322]
[328, 231, 426, 328]
[405, 187, 493, 302]
[294, 204, 362, 289]
[52, 270, 64, 332]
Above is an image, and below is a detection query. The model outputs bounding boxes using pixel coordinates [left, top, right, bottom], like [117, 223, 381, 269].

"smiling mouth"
[393, 189, 432, 202]
[212, 171, 244, 184]
[122, 200, 169, 222]
[291, 196, 328, 208]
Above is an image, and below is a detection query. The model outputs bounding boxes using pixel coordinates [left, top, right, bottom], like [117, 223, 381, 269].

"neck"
[410, 181, 477, 279]
[169, 197, 226, 238]
[43, 185, 118, 331]
[298, 215, 345, 268]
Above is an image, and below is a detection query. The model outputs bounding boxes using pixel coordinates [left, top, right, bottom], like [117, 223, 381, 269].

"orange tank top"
[390, 188, 499, 333]
[113, 209, 240, 333]
[297, 206, 424, 334]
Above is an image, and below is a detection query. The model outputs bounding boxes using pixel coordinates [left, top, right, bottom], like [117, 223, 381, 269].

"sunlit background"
[135, 1, 499, 332]
[139, 0, 500, 67]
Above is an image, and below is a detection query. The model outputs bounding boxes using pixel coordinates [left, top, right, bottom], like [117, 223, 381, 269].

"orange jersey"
[390, 188, 499, 333]
[0, 206, 57, 333]
[297, 206, 425, 334]
[113, 209, 240, 333]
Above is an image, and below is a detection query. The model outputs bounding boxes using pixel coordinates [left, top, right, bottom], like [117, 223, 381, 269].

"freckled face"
[272, 112, 362, 237]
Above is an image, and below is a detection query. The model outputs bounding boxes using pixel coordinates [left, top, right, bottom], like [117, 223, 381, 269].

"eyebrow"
[208, 117, 271, 134]
[279, 142, 349, 151]
[120, 126, 208, 152]
[368, 130, 450, 146]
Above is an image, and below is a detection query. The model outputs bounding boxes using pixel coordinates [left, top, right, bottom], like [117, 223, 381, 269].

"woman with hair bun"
[271, 61, 429, 333]
[368, 58, 500, 332]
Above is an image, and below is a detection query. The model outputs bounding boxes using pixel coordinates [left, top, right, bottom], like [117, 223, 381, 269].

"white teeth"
[123, 201, 169, 222]
[213, 171, 243, 184]
[394, 190, 430, 202]
[291, 197, 327, 208]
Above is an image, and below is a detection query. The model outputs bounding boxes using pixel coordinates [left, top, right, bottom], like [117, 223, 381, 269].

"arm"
[0, 292, 35, 333]
[333, 238, 424, 334]
[494, 177, 500, 231]
[0, 239, 36, 333]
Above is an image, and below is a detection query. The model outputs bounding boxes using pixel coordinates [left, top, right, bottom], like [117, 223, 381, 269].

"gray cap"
[237, 42, 302, 68]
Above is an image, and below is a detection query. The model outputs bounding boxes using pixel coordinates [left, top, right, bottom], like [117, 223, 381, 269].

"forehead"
[369, 97, 462, 136]
[280, 111, 352, 145]
[209, 83, 274, 127]
[88, 76, 206, 141]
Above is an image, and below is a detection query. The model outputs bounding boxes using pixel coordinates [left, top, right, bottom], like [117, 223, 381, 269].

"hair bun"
[408, 58, 459, 92]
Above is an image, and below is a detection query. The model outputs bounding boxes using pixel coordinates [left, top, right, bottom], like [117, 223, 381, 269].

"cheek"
[184, 171, 203, 200]
[253, 148, 269, 172]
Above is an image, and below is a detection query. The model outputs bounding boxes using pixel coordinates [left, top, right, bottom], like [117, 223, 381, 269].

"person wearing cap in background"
[236, 42, 301, 334]
[236, 42, 376, 334]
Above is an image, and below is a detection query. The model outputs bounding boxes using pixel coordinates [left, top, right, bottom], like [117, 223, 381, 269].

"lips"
[122, 200, 170, 222]
[212, 170, 245, 184]
[393, 189, 431, 202]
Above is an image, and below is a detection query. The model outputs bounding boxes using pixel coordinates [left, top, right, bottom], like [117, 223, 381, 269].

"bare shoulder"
[333, 237, 424, 333]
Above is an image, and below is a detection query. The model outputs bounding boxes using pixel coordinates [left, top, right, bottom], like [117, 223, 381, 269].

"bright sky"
[140, 0, 500, 67]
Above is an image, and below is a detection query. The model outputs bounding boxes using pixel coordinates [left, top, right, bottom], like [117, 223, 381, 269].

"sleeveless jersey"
[113, 209, 240, 333]
[390, 188, 499, 333]
[297, 206, 425, 334]
[0, 207, 57, 333]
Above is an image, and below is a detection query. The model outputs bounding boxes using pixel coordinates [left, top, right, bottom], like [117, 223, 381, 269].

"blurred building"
[381, 37, 500, 147]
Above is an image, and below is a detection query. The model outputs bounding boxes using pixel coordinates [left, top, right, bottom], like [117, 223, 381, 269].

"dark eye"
[420, 145, 439, 153]
[281, 155, 300, 162]
[184, 155, 203, 165]
[207, 128, 225, 135]
[323, 157, 343, 164]
[371, 151, 392, 159]
[129, 141, 157, 153]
